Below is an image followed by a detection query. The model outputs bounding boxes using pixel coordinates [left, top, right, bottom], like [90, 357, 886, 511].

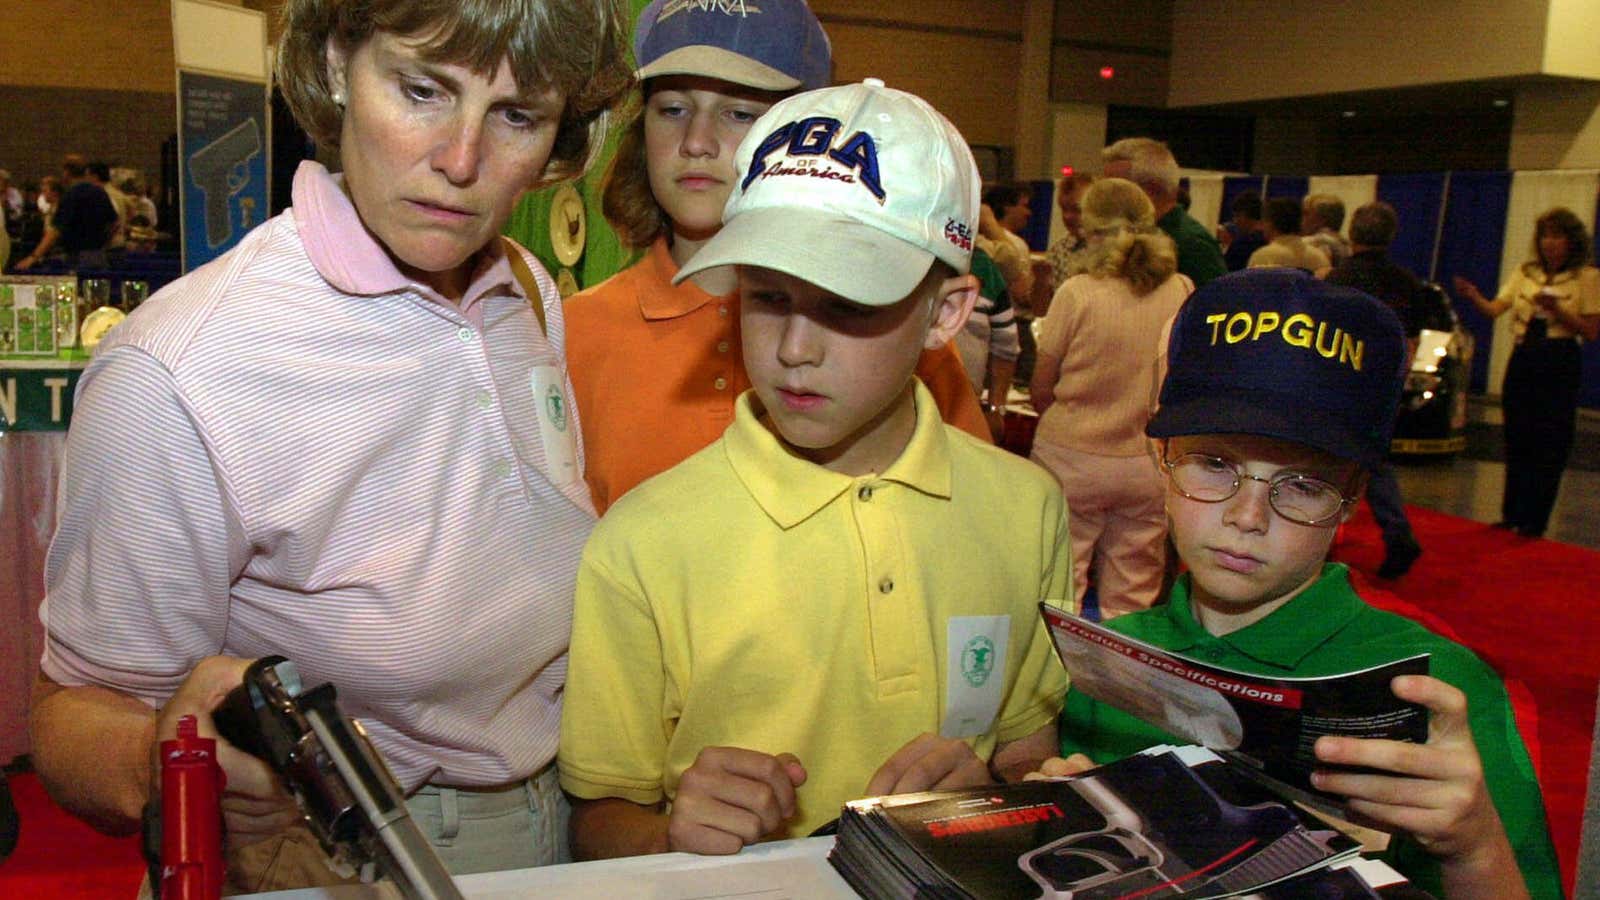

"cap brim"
[673, 207, 935, 306]
[1147, 389, 1378, 467]
[637, 47, 801, 91]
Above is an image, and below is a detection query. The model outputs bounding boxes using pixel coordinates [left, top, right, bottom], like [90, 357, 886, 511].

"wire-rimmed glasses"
[1161, 452, 1353, 527]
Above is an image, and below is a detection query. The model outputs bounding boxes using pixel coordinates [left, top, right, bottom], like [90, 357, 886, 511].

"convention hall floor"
[1392, 399, 1598, 551]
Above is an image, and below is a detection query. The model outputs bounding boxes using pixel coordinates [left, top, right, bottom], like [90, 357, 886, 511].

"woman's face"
[327, 30, 565, 298]
[643, 75, 779, 241]
[1538, 227, 1571, 272]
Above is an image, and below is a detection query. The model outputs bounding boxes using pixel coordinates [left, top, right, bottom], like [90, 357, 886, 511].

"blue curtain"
[1262, 176, 1308, 200]
[1433, 172, 1511, 392]
[1023, 179, 1055, 251]
[1376, 173, 1447, 282]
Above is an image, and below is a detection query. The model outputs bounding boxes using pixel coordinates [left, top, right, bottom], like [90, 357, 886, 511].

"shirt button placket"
[859, 481, 892, 594]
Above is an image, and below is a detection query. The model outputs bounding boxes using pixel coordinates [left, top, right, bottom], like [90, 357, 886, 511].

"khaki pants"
[142, 766, 569, 896]
[1031, 442, 1167, 618]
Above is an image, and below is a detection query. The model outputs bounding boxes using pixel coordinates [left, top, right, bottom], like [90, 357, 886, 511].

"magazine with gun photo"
[828, 744, 1431, 899]
[1038, 603, 1430, 815]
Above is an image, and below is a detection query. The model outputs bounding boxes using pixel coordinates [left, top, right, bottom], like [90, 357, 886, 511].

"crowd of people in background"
[970, 138, 1599, 584]
[0, 156, 164, 273]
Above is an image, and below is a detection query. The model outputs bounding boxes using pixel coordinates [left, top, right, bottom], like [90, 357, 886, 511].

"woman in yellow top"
[1454, 206, 1600, 537]
[563, 0, 988, 514]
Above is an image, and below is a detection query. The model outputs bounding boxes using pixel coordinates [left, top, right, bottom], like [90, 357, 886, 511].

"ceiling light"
[1341, 110, 1357, 118]
[1493, 98, 1509, 108]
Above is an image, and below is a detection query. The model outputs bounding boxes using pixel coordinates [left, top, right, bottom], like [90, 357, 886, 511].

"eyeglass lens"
[1167, 453, 1344, 525]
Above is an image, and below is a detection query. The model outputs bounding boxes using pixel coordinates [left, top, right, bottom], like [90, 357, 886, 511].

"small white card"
[942, 615, 1010, 738]
[13, 285, 37, 310]
[531, 365, 578, 486]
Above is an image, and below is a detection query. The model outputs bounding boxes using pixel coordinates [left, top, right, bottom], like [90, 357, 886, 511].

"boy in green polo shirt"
[1048, 268, 1560, 899]
[559, 80, 1070, 860]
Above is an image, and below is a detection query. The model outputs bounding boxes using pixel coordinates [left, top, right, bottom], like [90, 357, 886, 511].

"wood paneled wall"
[0, 1, 266, 190]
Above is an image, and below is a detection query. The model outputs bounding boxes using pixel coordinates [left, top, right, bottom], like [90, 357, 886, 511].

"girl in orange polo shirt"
[564, 0, 987, 513]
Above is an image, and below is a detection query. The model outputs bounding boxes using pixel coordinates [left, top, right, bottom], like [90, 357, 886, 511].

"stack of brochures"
[829, 745, 1430, 898]
[826, 604, 1442, 898]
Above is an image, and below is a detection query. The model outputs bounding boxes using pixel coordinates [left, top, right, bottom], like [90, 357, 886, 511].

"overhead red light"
[1060, 165, 1075, 177]
[1099, 66, 1115, 80]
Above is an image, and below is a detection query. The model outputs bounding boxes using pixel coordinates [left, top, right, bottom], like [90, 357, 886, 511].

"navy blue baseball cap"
[634, 0, 832, 92]
[1147, 268, 1407, 468]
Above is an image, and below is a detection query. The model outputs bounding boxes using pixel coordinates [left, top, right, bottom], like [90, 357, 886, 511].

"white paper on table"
[243, 836, 857, 900]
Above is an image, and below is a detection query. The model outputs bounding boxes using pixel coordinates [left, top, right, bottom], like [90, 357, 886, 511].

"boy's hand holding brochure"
[1311, 676, 1529, 900]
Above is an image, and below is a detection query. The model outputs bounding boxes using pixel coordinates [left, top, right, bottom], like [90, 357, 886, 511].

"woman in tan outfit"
[1030, 178, 1194, 617]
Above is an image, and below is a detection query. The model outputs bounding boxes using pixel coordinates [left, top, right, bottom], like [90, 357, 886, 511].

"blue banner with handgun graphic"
[178, 71, 268, 272]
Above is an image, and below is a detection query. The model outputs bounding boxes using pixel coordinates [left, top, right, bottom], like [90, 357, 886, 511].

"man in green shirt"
[1102, 137, 1226, 287]
[1052, 269, 1560, 899]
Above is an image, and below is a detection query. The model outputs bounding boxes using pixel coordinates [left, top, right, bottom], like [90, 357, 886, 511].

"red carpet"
[1332, 503, 1597, 897]
[0, 770, 145, 897]
[1, 505, 1593, 897]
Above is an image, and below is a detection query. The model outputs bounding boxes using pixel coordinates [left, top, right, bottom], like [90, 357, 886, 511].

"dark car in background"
[1391, 282, 1472, 456]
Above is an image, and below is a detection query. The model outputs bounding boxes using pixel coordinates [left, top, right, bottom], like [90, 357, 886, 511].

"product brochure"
[1038, 604, 1429, 814]
[828, 745, 1430, 899]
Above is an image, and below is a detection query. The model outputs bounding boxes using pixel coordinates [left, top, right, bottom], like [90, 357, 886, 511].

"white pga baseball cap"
[675, 78, 980, 306]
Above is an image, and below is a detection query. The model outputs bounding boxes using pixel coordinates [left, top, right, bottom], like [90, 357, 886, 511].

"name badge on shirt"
[943, 615, 1010, 738]
[531, 365, 577, 485]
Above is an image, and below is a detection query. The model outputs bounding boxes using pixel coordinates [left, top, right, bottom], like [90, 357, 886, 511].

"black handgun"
[188, 119, 260, 248]
[213, 656, 464, 900]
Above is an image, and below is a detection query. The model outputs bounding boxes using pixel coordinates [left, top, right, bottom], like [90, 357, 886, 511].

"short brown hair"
[1265, 196, 1302, 235]
[274, 0, 632, 184]
[1527, 206, 1592, 275]
[1303, 193, 1345, 231]
[1348, 201, 1397, 248]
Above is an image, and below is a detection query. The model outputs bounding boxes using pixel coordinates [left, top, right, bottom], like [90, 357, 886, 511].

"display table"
[245, 836, 858, 899]
[1, 357, 87, 764]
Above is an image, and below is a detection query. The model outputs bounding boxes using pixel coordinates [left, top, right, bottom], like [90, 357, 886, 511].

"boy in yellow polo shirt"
[558, 80, 1071, 859]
